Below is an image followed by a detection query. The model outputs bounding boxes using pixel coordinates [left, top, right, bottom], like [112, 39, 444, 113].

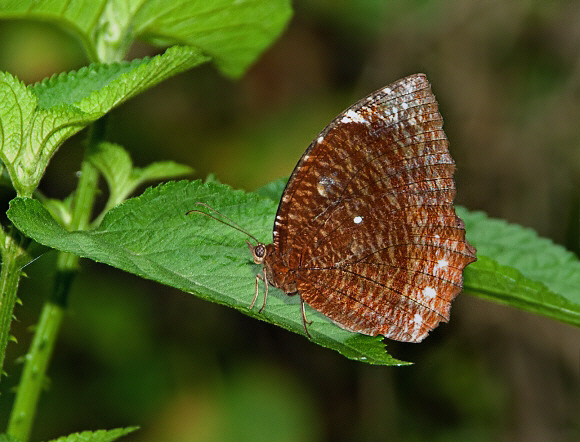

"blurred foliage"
[1, 0, 579, 441]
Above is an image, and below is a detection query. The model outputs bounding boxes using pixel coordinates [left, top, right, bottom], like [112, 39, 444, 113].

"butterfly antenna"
[186, 202, 260, 244]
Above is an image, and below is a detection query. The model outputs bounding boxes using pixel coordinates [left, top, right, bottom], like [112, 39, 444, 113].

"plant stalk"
[0, 229, 25, 379]
[6, 298, 65, 441]
[7, 122, 103, 441]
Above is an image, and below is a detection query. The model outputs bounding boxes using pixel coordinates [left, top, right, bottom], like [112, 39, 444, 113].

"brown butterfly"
[191, 74, 476, 342]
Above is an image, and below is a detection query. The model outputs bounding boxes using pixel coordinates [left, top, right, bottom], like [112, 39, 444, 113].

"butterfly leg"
[300, 296, 313, 338]
[250, 273, 269, 313]
[258, 276, 269, 313]
[250, 274, 262, 309]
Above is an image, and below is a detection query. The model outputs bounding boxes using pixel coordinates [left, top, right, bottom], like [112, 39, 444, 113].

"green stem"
[6, 298, 65, 441]
[7, 122, 103, 441]
[0, 229, 25, 379]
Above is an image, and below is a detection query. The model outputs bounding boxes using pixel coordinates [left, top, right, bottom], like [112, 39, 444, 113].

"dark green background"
[1, 1, 578, 441]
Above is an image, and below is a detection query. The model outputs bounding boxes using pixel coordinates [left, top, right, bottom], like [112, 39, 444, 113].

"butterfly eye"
[254, 244, 266, 259]
[248, 242, 267, 264]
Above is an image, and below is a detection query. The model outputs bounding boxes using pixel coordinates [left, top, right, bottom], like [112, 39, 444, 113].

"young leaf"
[7, 181, 405, 365]
[88, 142, 133, 205]
[0, 46, 207, 196]
[0, 0, 292, 75]
[88, 142, 193, 226]
[45, 426, 139, 442]
[459, 208, 580, 327]
[38, 195, 74, 229]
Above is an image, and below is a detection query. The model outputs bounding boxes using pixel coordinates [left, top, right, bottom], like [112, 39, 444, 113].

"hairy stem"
[0, 228, 25, 380]
[6, 297, 65, 441]
[7, 122, 103, 441]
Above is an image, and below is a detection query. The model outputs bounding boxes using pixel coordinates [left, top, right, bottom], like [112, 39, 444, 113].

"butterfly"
[192, 74, 476, 343]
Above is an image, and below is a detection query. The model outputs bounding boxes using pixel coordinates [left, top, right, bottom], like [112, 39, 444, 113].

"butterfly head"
[247, 241, 267, 264]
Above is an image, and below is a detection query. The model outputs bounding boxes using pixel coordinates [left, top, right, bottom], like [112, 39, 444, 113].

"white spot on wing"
[353, 216, 363, 224]
[414, 313, 423, 324]
[341, 109, 368, 124]
[435, 259, 449, 270]
[317, 176, 336, 197]
[423, 286, 437, 299]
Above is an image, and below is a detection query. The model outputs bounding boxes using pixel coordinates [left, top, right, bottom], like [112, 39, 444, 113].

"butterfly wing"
[272, 74, 476, 342]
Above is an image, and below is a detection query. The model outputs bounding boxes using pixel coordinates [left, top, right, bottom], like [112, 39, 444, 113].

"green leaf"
[254, 177, 288, 202]
[0, 46, 207, 196]
[44, 426, 139, 442]
[88, 142, 193, 226]
[459, 208, 580, 327]
[1, 0, 293, 75]
[131, 0, 293, 77]
[7, 180, 405, 365]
